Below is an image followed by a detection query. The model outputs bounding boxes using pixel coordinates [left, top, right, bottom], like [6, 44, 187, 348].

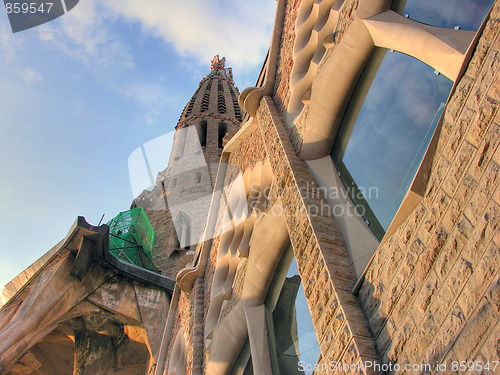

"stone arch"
[206, 198, 290, 375]
[196, 120, 207, 148]
[205, 161, 292, 374]
[291, 0, 479, 159]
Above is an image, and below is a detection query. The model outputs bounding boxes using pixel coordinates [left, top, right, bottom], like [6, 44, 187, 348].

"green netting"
[106, 207, 156, 267]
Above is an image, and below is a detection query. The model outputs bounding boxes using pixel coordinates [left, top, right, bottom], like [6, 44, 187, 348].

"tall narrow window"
[218, 82, 226, 114]
[233, 100, 242, 122]
[175, 211, 191, 250]
[201, 80, 212, 112]
[218, 122, 227, 149]
[195, 172, 201, 184]
[265, 245, 321, 374]
[184, 87, 199, 118]
[218, 94, 226, 113]
[174, 126, 187, 160]
[229, 85, 242, 121]
[197, 121, 207, 148]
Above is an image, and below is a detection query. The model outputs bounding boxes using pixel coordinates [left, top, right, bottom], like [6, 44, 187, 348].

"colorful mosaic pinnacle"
[210, 55, 226, 72]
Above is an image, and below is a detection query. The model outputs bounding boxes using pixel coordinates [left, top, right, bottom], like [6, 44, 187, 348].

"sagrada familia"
[1, 0, 500, 374]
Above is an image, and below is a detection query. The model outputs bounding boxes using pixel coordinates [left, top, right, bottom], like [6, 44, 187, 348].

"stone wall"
[165, 280, 205, 375]
[159, 2, 500, 373]
[164, 281, 205, 375]
[359, 3, 500, 369]
[256, 96, 379, 373]
[165, 295, 191, 374]
[206, 127, 268, 292]
[273, 0, 300, 119]
[178, 96, 380, 374]
[203, 127, 268, 313]
[227, 127, 268, 172]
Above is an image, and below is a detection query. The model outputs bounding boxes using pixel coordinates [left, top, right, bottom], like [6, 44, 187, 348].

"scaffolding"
[107, 207, 158, 271]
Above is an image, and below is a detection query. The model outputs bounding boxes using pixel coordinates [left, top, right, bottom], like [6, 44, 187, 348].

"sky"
[0, 0, 275, 290]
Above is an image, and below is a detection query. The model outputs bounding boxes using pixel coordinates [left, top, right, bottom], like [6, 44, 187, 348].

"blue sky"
[0, 0, 275, 289]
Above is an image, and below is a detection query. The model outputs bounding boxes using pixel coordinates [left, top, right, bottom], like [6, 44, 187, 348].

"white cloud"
[31, 0, 275, 124]
[37, 0, 275, 74]
[38, 0, 134, 69]
[22, 68, 44, 83]
[101, 0, 275, 71]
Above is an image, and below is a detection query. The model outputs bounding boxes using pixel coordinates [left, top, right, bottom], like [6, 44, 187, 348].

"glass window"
[267, 247, 321, 374]
[395, 0, 493, 31]
[331, 2, 493, 240]
[332, 49, 453, 239]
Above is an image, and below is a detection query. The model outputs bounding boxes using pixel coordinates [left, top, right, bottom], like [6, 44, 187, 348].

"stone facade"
[256, 96, 379, 371]
[2, 1, 500, 374]
[359, 5, 500, 368]
[273, 0, 300, 120]
[163, 1, 500, 374]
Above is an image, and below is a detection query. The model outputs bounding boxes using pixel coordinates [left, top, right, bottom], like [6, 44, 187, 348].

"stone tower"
[133, 56, 242, 278]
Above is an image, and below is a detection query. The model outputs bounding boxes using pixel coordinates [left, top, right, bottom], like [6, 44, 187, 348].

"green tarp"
[107, 207, 156, 267]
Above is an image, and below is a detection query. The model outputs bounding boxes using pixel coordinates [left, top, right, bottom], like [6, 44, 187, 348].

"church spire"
[178, 56, 243, 126]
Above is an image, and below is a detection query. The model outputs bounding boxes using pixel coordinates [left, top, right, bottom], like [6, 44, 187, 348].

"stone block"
[467, 98, 499, 148]
[442, 141, 477, 195]
[423, 304, 466, 364]
[457, 248, 499, 319]
[478, 321, 500, 362]
[450, 299, 498, 362]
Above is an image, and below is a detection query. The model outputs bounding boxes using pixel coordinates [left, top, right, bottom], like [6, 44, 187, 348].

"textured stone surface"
[360, 2, 500, 369]
[160, 2, 500, 374]
[0, 246, 168, 375]
[256, 96, 378, 368]
[273, 0, 300, 120]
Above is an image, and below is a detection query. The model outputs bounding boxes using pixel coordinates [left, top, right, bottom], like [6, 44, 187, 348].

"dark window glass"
[218, 122, 227, 149]
[197, 121, 207, 148]
[333, 0, 494, 239]
[395, 0, 493, 30]
[269, 249, 321, 374]
[332, 50, 453, 237]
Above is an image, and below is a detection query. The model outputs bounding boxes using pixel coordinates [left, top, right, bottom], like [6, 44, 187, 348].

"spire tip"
[210, 55, 226, 72]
